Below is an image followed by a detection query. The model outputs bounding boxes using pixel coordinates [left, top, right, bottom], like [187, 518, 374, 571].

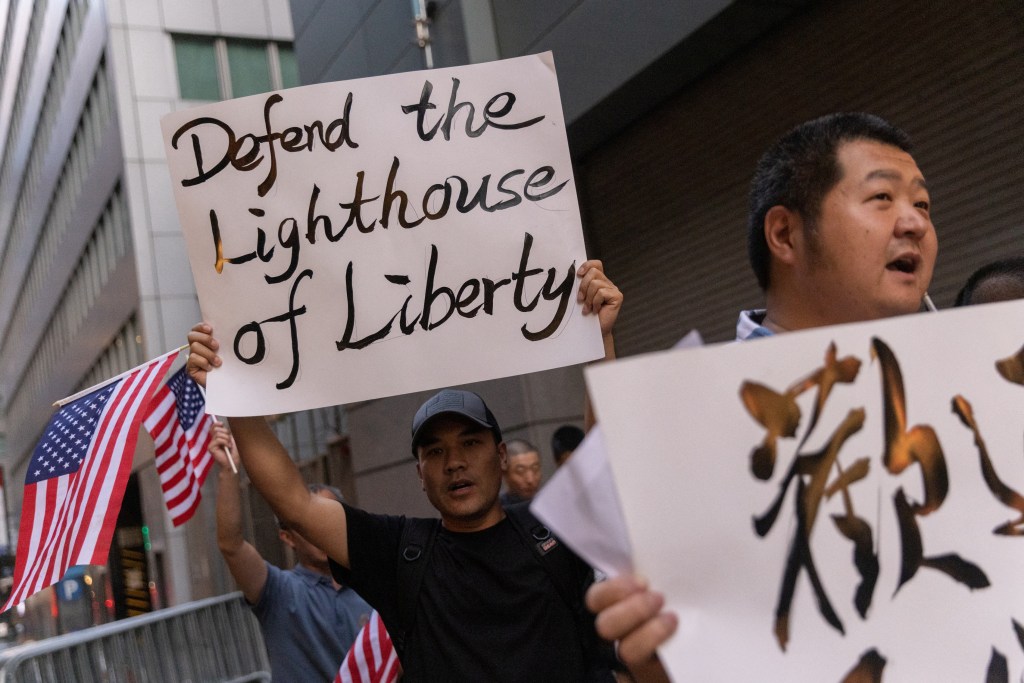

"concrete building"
[0, 0, 299, 633]
[285, 0, 1024, 517]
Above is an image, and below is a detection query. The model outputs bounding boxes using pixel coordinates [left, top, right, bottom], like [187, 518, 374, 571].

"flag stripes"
[336, 610, 400, 683]
[2, 349, 177, 613]
[143, 368, 214, 527]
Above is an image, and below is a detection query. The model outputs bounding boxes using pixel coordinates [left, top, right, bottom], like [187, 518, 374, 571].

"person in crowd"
[189, 260, 628, 682]
[551, 425, 585, 468]
[500, 438, 542, 505]
[586, 112, 937, 680]
[954, 256, 1024, 306]
[210, 423, 372, 683]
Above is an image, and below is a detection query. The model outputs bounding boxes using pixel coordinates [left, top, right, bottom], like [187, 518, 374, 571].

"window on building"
[278, 45, 300, 89]
[226, 39, 271, 97]
[173, 36, 219, 100]
[172, 35, 299, 101]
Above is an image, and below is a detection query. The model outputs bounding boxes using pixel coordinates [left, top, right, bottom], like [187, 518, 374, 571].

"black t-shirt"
[333, 504, 607, 682]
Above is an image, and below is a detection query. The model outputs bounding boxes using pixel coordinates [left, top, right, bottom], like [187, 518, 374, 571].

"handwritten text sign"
[161, 53, 602, 415]
[587, 301, 1024, 681]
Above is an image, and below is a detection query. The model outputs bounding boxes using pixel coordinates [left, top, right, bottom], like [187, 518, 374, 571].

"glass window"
[174, 35, 219, 100]
[227, 39, 271, 97]
[278, 44, 300, 89]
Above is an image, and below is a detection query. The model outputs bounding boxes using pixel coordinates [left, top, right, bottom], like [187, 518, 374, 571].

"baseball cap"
[410, 389, 502, 455]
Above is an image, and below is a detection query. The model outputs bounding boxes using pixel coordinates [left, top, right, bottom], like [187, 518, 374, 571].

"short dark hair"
[747, 113, 913, 290]
[954, 257, 1024, 306]
[551, 425, 584, 462]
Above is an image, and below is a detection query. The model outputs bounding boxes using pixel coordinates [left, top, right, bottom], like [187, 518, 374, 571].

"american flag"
[1, 349, 177, 613]
[335, 610, 400, 683]
[143, 367, 214, 527]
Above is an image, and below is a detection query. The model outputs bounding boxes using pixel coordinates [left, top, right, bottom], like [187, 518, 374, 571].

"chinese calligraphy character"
[839, 648, 885, 683]
[873, 337, 989, 592]
[742, 342, 877, 650]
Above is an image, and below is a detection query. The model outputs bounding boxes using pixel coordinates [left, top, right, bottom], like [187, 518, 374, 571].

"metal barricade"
[0, 592, 270, 683]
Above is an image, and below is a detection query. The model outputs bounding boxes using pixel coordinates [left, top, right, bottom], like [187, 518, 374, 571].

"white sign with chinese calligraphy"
[161, 53, 602, 416]
[587, 301, 1024, 681]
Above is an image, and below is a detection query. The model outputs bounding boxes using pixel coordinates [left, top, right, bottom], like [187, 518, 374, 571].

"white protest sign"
[587, 301, 1024, 681]
[161, 53, 602, 416]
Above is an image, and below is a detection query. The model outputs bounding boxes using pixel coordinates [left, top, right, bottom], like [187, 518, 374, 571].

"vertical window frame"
[172, 34, 298, 102]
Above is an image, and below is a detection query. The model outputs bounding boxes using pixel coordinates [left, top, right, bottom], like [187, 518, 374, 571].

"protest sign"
[161, 53, 602, 415]
[586, 301, 1024, 681]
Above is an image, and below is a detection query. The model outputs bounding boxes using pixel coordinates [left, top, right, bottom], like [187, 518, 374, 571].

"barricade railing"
[0, 592, 270, 683]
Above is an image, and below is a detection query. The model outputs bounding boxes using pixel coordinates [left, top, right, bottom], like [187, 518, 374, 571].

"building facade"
[0, 0, 300, 636]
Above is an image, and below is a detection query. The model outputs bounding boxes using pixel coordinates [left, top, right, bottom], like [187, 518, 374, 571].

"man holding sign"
[586, 112, 938, 677]
[187, 259, 623, 681]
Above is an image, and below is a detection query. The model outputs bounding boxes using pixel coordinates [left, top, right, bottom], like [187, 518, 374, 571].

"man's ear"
[764, 205, 805, 267]
[278, 529, 296, 549]
[415, 460, 425, 491]
[497, 441, 508, 473]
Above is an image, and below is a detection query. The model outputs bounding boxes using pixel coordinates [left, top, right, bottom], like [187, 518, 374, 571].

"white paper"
[533, 330, 704, 577]
[532, 426, 634, 578]
[161, 53, 602, 415]
[587, 301, 1024, 681]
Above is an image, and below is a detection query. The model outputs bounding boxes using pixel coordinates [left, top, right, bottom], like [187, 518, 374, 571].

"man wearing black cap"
[186, 259, 622, 681]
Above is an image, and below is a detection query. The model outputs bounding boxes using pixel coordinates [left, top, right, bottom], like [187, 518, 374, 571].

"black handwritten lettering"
[176, 117, 233, 186]
[521, 261, 575, 341]
[217, 168, 568, 283]
[839, 648, 886, 682]
[482, 277, 511, 314]
[306, 185, 330, 244]
[951, 395, 1024, 536]
[335, 263, 400, 350]
[170, 92, 358, 196]
[455, 280, 482, 317]
[210, 209, 274, 274]
[269, 218, 300, 284]
[232, 269, 312, 389]
[335, 233, 573, 350]
[512, 233, 544, 313]
[393, 275, 422, 335]
[401, 78, 544, 142]
[421, 245, 455, 331]
[381, 157, 427, 229]
[401, 81, 442, 140]
[337, 172, 380, 236]
[233, 321, 266, 365]
[873, 338, 990, 593]
[524, 166, 569, 201]
[494, 169, 525, 211]
[510, 232, 576, 339]
[422, 182, 451, 220]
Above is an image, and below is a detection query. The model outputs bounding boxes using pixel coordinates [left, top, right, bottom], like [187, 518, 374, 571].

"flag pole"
[53, 346, 187, 407]
[196, 385, 239, 475]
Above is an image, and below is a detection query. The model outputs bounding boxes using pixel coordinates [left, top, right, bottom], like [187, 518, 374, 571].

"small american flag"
[336, 610, 400, 683]
[2, 349, 177, 613]
[143, 367, 214, 527]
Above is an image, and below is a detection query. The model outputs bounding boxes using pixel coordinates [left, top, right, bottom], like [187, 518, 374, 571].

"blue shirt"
[252, 562, 371, 683]
[736, 309, 774, 340]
